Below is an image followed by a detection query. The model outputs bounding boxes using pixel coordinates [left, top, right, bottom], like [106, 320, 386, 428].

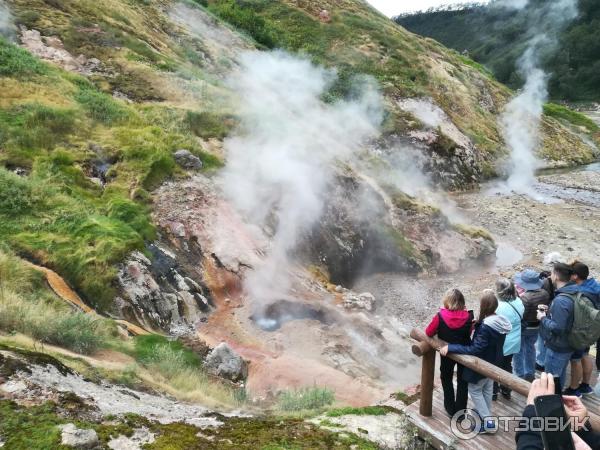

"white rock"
[108, 427, 155, 450]
[60, 423, 99, 449]
[0, 380, 27, 394]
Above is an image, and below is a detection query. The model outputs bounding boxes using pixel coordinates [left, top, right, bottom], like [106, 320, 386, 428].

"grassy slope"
[1, 0, 227, 310]
[0, 0, 595, 313]
[204, 0, 595, 166]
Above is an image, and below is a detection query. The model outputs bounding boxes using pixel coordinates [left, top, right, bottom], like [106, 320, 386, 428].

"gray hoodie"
[484, 314, 512, 334]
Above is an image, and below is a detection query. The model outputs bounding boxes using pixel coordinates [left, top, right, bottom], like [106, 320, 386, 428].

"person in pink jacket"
[425, 288, 474, 418]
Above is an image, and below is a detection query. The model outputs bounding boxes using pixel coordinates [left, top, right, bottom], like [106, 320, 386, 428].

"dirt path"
[356, 165, 600, 328]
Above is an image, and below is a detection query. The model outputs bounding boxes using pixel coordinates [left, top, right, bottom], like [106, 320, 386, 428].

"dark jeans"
[596, 338, 600, 371]
[440, 356, 468, 416]
[493, 354, 514, 396]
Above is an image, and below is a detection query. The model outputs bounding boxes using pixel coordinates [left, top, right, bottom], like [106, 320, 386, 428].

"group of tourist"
[425, 259, 600, 436]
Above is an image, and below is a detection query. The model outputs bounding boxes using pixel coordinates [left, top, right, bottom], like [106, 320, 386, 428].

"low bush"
[208, 0, 276, 48]
[0, 103, 77, 161]
[184, 111, 232, 140]
[543, 103, 599, 133]
[0, 38, 48, 77]
[0, 168, 36, 215]
[74, 81, 130, 125]
[133, 335, 201, 370]
[326, 406, 389, 417]
[277, 386, 335, 412]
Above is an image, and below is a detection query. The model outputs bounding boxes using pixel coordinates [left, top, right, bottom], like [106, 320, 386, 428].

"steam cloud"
[0, 0, 15, 40]
[500, 0, 577, 194]
[221, 51, 382, 306]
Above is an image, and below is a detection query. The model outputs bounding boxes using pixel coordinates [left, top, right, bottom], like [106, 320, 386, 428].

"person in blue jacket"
[538, 262, 579, 393]
[493, 277, 524, 400]
[440, 290, 511, 434]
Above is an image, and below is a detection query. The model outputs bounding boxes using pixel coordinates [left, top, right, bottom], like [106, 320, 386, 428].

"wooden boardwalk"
[406, 377, 600, 450]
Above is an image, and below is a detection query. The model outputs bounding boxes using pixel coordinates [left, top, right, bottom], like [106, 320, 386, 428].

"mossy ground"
[0, 399, 378, 450]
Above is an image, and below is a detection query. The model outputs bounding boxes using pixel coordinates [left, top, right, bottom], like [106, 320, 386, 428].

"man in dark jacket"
[539, 263, 578, 392]
[516, 372, 600, 450]
[567, 262, 600, 395]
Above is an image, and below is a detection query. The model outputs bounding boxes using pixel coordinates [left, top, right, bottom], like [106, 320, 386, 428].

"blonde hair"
[442, 288, 466, 311]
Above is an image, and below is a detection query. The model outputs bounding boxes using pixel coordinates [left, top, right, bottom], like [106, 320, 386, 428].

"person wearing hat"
[513, 269, 550, 381]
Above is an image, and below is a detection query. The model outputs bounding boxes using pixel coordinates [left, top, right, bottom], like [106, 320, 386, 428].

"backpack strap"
[507, 300, 523, 320]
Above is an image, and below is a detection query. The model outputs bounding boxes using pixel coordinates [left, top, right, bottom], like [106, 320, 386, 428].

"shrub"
[133, 335, 201, 369]
[208, 0, 276, 48]
[277, 386, 335, 412]
[184, 111, 232, 139]
[74, 82, 129, 125]
[0, 103, 77, 161]
[0, 38, 48, 77]
[105, 196, 155, 240]
[0, 168, 35, 215]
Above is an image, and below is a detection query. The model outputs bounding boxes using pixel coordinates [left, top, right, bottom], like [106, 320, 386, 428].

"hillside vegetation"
[0, 0, 595, 314]
[396, 0, 600, 103]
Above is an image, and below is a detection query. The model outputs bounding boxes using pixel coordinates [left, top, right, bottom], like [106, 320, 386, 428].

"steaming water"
[495, 242, 524, 267]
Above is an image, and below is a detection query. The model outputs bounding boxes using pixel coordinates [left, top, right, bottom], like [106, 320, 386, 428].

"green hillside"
[0, 0, 595, 312]
[396, 0, 600, 102]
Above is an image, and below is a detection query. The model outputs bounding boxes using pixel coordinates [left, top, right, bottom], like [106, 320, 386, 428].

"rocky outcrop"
[60, 424, 99, 449]
[20, 28, 102, 75]
[204, 343, 248, 383]
[342, 292, 376, 312]
[174, 150, 203, 170]
[115, 243, 213, 333]
[399, 98, 485, 190]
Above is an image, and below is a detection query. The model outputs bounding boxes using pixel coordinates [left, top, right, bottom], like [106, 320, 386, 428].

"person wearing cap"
[513, 269, 550, 381]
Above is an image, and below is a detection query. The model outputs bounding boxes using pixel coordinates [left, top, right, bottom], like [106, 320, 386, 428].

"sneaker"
[535, 363, 545, 372]
[500, 388, 512, 400]
[563, 387, 582, 397]
[492, 393, 498, 401]
[578, 383, 594, 396]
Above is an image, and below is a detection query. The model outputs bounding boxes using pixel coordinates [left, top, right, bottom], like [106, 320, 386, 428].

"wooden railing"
[410, 328, 600, 429]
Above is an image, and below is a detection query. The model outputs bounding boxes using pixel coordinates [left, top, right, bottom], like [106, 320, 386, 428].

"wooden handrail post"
[420, 347, 435, 417]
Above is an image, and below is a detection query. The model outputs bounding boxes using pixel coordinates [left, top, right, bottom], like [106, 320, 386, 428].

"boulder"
[204, 343, 248, 382]
[174, 149, 203, 170]
[60, 423, 99, 449]
[342, 292, 375, 312]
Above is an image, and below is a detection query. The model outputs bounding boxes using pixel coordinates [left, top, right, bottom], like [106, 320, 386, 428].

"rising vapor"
[0, 0, 15, 40]
[220, 51, 382, 306]
[500, 0, 577, 194]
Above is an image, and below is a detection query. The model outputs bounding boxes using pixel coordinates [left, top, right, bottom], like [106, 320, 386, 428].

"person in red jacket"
[425, 288, 474, 417]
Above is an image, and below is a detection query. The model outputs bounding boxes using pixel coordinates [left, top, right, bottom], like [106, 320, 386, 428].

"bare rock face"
[59, 424, 99, 449]
[115, 243, 213, 332]
[204, 343, 248, 382]
[399, 98, 485, 190]
[20, 28, 101, 75]
[174, 149, 203, 170]
[108, 428, 155, 450]
[342, 292, 375, 312]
